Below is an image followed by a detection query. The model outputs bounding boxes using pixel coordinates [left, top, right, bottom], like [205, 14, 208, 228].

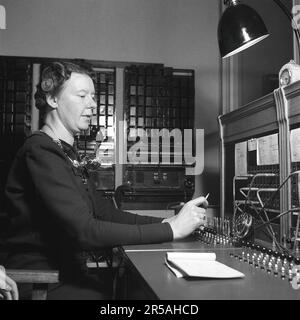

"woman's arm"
[24, 141, 173, 250]
[91, 189, 165, 224]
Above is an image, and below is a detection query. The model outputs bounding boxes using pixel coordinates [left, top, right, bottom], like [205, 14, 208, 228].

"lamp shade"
[218, 3, 270, 58]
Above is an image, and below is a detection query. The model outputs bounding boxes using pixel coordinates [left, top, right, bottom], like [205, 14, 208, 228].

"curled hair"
[34, 61, 94, 110]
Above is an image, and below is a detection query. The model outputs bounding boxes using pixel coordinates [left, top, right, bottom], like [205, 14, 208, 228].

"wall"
[0, 0, 221, 204]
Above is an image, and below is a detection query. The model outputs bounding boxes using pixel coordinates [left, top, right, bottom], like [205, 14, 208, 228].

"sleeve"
[25, 142, 173, 250]
[91, 189, 165, 225]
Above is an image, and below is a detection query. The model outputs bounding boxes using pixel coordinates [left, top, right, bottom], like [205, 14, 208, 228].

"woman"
[4, 61, 207, 299]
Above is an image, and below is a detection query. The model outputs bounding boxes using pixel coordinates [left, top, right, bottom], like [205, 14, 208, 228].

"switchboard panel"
[123, 65, 195, 204]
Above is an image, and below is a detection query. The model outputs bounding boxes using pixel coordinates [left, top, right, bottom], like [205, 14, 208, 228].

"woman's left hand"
[0, 267, 19, 300]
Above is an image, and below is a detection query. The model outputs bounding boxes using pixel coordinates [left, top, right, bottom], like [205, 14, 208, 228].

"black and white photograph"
[0, 0, 300, 304]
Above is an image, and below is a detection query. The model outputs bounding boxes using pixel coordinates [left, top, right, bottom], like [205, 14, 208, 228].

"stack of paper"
[165, 252, 245, 279]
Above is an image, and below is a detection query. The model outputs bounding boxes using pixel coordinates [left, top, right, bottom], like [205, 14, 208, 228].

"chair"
[6, 269, 59, 300]
[1, 186, 127, 300]
[0, 212, 60, 300]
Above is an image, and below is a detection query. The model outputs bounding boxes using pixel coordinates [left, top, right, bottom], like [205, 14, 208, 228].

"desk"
[120, 239, 300, 300]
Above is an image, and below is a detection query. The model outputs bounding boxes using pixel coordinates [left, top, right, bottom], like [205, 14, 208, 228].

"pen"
[197, 193, 210, 231]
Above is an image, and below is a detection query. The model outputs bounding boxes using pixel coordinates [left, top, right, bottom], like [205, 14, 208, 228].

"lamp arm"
[273, 0, 300, 53]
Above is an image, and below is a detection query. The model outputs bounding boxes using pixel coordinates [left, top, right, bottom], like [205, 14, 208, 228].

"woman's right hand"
[167, 196, 208, 240]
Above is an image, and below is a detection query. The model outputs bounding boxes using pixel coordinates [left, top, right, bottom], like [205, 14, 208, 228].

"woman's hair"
[34, 61, 94, 110]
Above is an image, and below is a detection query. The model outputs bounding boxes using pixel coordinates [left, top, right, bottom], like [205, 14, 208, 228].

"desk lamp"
[218, 0, 300, 59]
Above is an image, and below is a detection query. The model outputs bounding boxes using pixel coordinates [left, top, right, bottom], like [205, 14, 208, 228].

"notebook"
[165, 252, 245, 279]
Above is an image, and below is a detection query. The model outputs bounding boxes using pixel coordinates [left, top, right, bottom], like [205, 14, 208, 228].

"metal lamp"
[218, 0, 300, 59]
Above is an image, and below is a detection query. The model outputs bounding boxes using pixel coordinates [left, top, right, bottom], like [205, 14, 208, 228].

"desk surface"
[123, 240, 300, 300]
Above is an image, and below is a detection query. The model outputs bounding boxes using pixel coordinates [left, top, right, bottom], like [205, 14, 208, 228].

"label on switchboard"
[248, 138, 257, 151]
[235, 141, 247, 176]
[290, 128, 300, 162]
[257, 133, 279, 165]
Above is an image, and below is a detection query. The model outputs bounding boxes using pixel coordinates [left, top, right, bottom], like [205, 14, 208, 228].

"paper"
[235, 141, 248, 176]
[165, 252, 245, 279]
[291, 128, 300, 162]
[248, 139, 257, 152]
[257, 134, 279, 165]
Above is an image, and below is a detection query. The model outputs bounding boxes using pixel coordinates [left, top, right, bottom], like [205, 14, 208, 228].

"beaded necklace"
[40, 125, 101, 184]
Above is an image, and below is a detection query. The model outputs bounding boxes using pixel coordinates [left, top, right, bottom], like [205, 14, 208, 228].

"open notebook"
[165, 252, 245, 279]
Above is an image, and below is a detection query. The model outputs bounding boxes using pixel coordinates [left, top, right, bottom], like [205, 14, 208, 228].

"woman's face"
[55, 72, 97, 134]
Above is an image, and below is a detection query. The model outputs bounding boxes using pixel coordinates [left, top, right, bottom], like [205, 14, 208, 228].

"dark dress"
[3, 131, 173, 299]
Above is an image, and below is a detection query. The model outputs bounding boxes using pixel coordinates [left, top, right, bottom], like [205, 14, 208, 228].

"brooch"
[66, 155, 101, 171]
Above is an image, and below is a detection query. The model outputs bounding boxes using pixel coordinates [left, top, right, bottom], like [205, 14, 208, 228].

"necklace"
[40, 125, 101, 171]
[40, 124, 83, 168]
